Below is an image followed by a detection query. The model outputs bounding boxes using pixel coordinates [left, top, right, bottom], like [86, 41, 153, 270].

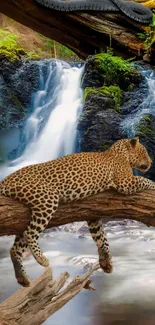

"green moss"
[84, 85, 122, 111]
[137, 14, 155, 50]
[136, 116, 155, 136]
[26, 52, 41, 60]
[94, 53, 135, 87]
[102, 142, 111, 151]
[144, 116, 151, 122]
[127, 83, 134, 91]
[0, 29, 40, 61]
[108, 86, 122, 110]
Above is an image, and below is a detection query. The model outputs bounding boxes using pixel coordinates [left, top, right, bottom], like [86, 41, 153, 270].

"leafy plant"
[137, 13, 155, 50]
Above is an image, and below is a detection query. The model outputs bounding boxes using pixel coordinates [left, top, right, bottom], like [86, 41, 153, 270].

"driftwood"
[0, 189, 155, 237]
[0, 0, 155, 60]
[0, 265, 99, 325]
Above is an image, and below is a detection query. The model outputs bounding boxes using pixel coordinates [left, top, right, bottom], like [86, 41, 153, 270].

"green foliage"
[150, 12, 155, 28]
[0, 29, 41, 61]
[108, 85, 122, 110]
[127, 83, 134, 91]
[84, 85, 122, 111]
[45, 39, 53, 50]
[94, 53, 134, 86]
[27, 52, 41, 60]
[136, 115, 155, 136]
[0, 30, 18, 46]
[137, 14, 155, 50]
[0, 29, 23, 61]
[44, 38, 77, 59]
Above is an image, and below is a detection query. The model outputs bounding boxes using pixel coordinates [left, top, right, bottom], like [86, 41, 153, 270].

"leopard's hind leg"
[10, 184, 59, 286]
[87, 219, 113, 273]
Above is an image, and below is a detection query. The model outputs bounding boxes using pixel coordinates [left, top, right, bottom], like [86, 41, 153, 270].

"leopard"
[0, 136, 155, 287]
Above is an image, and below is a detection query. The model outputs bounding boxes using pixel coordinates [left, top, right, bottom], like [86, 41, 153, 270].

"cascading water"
[0, 60, 83, 179]
[121, 67, 155, 137]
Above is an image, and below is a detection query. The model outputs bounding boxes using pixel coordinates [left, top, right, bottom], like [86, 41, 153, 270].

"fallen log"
[0, 189, 155, 237]
[0, 0, 154, 60]
[0, 265, 99, 325]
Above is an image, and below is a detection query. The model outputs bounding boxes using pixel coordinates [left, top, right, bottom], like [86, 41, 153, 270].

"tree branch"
[0, 0, 154, 59]
[0, 189, 155, 237]
[0, 265, 99, 325]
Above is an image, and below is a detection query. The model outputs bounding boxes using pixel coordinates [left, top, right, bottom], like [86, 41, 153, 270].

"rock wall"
[0, 55, 39, 130]
[78, 53, 155, 180]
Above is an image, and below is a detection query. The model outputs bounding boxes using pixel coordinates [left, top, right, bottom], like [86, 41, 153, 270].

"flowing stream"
[121, 66, 155, 136]
[1, 61, 155, 325]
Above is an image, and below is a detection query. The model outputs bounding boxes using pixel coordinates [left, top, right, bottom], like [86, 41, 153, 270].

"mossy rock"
[136, 115, 155, 136]
[84, 85, 122, 111]
[78, 52, 141, 154]
[82, 52, 142, 91]
[94, 53, 141, 90]
[134, 114, 155, 181]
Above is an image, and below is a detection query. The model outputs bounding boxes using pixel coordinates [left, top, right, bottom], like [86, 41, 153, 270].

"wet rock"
[78, 107, 124, 152]
[135, 114, 155, 181]
[82, 54, 142, 90]
[0, 55, 40, 130]
[78, 53, 142, 152]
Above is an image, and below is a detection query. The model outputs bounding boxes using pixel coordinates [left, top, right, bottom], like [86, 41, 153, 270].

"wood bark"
[0, 0, 154, 60]
[0, 189, 155, 237]
[0, 265, 99, 325]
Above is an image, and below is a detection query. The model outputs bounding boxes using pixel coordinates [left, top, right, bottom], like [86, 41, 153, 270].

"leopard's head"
[128, 137, 152, 172]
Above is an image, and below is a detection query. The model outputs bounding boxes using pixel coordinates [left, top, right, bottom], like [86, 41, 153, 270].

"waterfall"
[121, 67, 155, 137]
[0, 60, 83, 179]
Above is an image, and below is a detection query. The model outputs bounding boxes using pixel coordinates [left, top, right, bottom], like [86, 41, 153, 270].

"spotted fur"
[0, 137, 155, 286]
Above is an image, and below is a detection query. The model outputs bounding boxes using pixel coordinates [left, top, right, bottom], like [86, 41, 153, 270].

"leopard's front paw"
[17, 273, 31, 287]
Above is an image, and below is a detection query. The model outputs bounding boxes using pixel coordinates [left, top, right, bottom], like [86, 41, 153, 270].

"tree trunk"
[0, 265, 99, 325]
[0, 189, 155, 237]
[0, 0, 154, 60]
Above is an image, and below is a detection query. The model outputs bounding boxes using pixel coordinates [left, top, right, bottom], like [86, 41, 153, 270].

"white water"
[0, 60, 83, 179]
[121, 68, 155, 137]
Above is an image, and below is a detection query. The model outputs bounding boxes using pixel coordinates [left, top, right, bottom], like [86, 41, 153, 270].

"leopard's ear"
[130, 137, 139, 148]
